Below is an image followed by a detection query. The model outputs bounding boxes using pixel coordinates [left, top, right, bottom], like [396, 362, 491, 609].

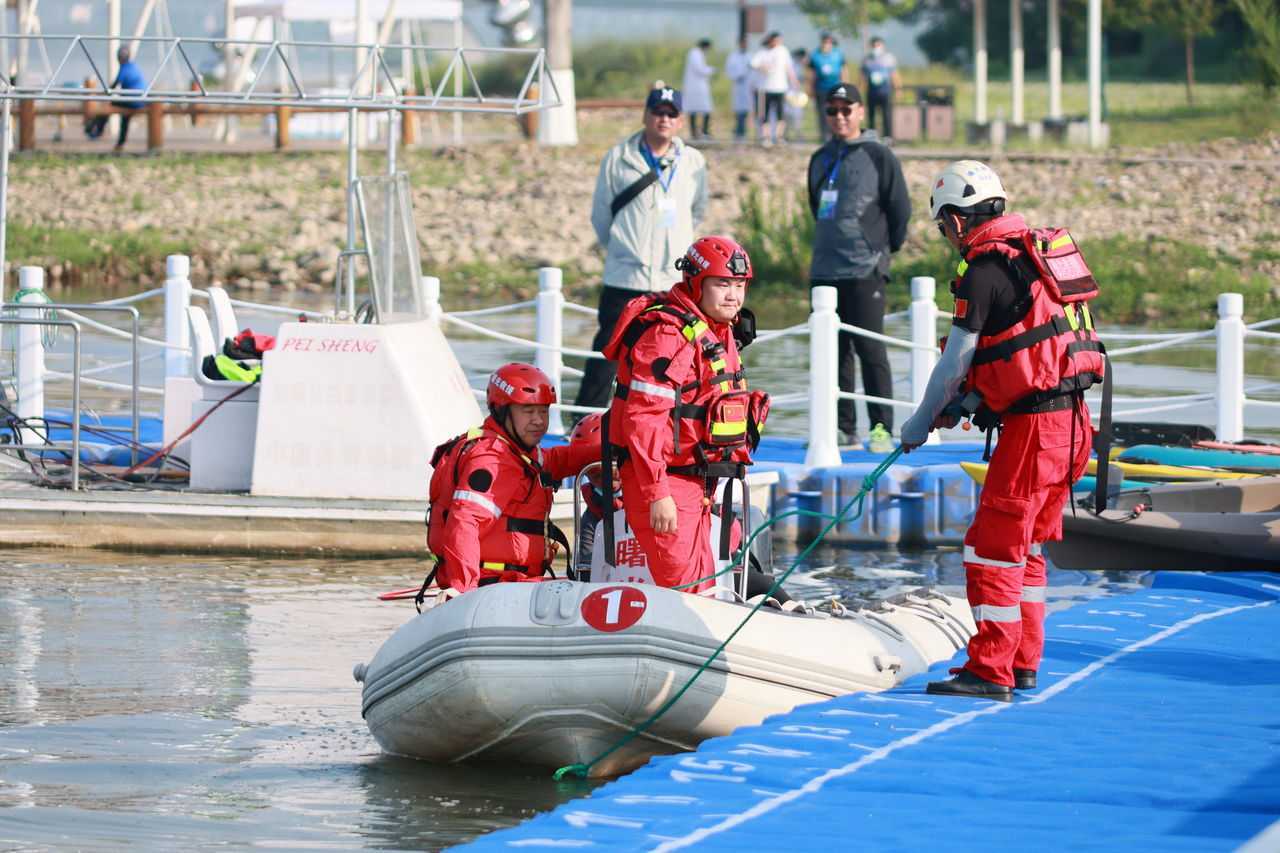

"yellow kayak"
[960, 459, 1258, 487]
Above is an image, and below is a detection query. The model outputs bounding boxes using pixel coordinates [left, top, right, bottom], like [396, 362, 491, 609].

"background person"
[682, 38, 716, 139]
[901, 161, 1102, 701]
[807, 82, 910, 447]
[576, 86, 709, 414]
[84, 47, 145, 152]
[785, 48, 810, 140]
[750, 31, 799, 145]
[725, 35, 754, 140]
[808, 32, 845, 140]
[860, 36, 900, 140]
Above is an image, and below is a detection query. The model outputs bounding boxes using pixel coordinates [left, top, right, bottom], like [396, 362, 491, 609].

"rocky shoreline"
[8, 113, 1278, 306]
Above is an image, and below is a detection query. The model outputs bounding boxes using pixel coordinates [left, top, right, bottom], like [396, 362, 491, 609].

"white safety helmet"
[929, 160, 1007, 220]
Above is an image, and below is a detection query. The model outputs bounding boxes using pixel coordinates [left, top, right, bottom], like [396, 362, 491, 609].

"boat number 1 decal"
[581, 586, 647, 632]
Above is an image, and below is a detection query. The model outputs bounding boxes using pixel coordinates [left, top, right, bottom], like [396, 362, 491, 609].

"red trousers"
[962, 401, 1091, 686]
[620, 464, 717, 594]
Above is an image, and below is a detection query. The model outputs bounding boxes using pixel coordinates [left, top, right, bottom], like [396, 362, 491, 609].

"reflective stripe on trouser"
[961, 404, 1092, 687]
[619, 461, 716, 593]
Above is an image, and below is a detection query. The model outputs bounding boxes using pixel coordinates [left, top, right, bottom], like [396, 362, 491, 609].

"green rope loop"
[552, 446, 905, 779]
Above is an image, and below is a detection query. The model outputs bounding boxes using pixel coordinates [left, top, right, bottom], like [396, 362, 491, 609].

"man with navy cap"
[576, 85, 709, 413]
[807, 82, 911, 447]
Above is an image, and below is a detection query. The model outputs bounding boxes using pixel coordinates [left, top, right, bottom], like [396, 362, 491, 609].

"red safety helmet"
[487, 362, 557, 413]
[568, 411, 604, 448]
[674, 236, 753, 302]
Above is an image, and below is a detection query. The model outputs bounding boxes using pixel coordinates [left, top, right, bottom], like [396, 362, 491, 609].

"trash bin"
[892, 91, 922, 143]
[918, 85, 955, 142]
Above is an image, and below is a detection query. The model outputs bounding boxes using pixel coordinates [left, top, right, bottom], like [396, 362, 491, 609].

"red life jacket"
[425, 420, 568, 583]
[604, 286, 768, 475]
[957, 215, 1106, 414]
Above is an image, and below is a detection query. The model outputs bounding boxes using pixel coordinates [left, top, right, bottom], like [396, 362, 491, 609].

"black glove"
[733, 307, 758, 350]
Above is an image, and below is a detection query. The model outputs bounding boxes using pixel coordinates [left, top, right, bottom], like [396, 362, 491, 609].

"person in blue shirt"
[84, 47, 146, 151]
[808, 32, 844, 140]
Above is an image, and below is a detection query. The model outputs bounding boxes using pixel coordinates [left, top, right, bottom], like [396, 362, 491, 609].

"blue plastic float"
[470, 572, 1280, 852]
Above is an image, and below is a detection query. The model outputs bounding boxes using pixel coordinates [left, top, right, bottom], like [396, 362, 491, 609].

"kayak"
[1048, 476, 1280, 571]
[1119, 444, 1280, 473]
[1195, 440, 1280, 457]
[960, 457, 1251, 487]
[959, 461, 1150, 494]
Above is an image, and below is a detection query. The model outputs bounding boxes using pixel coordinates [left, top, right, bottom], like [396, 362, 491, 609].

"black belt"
[1007, 390, 1077, 415]
[668, 460, 748, 479]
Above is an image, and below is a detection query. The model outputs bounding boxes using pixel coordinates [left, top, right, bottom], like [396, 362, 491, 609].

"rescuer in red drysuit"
[423, 363, 598, 601]
[567, 412, 623, 572]
[602, 236, 770, 594]
[900, 160, 1106, 701]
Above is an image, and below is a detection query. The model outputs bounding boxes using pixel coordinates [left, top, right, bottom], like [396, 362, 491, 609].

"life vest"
[425, 422, 569, 585]
[955, 214, 1106, 415]
[201, 353, 262, 383]
[605, 289, 769, 477]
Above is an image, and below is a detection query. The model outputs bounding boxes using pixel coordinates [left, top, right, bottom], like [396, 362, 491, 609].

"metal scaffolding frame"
[0, 34, 562, 314]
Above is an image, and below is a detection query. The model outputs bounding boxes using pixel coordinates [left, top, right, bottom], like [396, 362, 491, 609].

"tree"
[795, 0, 920, 48]
[1138, 0, 1221, 104]
[1234, 0, 1280, 96]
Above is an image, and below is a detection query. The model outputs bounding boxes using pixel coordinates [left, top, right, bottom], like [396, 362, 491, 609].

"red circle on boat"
[580, 586, 648, 633]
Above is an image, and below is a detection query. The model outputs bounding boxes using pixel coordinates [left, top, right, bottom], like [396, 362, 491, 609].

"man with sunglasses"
[806, 82, 911, 447]
[578, 86, 709, 414]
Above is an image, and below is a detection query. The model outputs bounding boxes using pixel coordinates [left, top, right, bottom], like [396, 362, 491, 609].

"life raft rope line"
[553, 446, 905, 781]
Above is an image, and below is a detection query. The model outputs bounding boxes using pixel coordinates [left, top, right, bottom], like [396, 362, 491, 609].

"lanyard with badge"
[641, 140, 681, 229]
[817, 145, 847, 220]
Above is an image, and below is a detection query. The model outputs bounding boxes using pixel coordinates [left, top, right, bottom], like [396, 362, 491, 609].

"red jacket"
[603, 282, 754, 505]
[427, 417, 596, 592]
[959, 214, 1106, 414]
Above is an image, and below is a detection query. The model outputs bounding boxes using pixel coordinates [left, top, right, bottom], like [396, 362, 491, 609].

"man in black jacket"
[807, 82, 911, 447]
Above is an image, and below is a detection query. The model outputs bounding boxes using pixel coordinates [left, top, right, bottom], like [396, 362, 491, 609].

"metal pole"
[1010, 0, 1024, 126]
[71, 325, 80, 491]
[130, 307, 139, 466]
[540, 0, 578, 146]
[974, 0, 988, 126]
[452, 17, 462, 144]
[383, 104, 396, 317]
[108, 0, 122, 138]
[0, 97, 10, 308]
[805, 286, 841, 468]
[1088, 0, 1102, 148]
[1048, 0, 1062, 120]
[346, 107, 358, 317]
[1216, 292, 1244, 443]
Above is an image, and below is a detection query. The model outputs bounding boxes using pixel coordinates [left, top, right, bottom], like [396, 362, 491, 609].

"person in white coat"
[751, 31, 799, 145]
[725, 35, 754, 140]
[682, 39, 715, 139]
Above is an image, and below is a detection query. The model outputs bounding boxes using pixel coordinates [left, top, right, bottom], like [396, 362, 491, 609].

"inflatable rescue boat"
[354, 581, 975, 777]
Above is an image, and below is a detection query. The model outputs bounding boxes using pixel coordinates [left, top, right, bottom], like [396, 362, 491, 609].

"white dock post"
[909, 276, 941, 444]
[805, 285, 841, 468]
[163, 254, 191, 379]
[535, 267, 566, 436]
[16, 266, 45, 448]
[1215, 292, 1244, 442]
[421, 275, 441, 325]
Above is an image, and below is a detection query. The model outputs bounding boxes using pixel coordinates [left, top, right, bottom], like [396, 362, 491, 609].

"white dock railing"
[5, 254, 1278, 467]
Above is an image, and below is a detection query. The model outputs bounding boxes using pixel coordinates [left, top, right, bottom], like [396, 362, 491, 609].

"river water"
[0, 547, 1143, 850]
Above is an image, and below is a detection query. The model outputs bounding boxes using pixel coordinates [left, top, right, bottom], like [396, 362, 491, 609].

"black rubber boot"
[926, 669, 1013, 702]
[1014, 669, 1037, 690]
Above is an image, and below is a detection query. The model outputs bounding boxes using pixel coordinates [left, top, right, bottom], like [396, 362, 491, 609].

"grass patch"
[7, 222, 192, 284]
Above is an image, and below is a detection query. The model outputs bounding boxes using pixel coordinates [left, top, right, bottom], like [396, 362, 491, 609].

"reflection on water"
[0, 547, 1140, 848]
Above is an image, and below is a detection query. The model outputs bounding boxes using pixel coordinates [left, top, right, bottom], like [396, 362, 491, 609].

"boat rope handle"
[553, 446, 905, 781]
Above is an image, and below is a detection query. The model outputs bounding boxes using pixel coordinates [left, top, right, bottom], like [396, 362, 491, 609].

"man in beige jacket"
[575, 86, 709, 413]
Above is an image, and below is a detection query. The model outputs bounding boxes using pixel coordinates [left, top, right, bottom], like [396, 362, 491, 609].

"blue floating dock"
[470, 573, 1280, 852]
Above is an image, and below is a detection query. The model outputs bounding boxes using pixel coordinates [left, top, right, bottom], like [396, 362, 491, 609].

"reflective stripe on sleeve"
[972, 603, 1022, 623]
[453, 489, 501, 517]
[1021, 585, 1047, 603]
[1028, 542, 1043, 556]
[963, 545, 1026, 570]
[627, 378, 678, 401]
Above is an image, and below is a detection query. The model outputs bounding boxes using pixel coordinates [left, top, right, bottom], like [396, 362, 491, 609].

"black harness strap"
[972, 314, 1076, 365]
[601, 410, 615, 570]
[718, 478, 734, 561]
[610, 169, 659, 217]
[1091, 355, 1115, 513]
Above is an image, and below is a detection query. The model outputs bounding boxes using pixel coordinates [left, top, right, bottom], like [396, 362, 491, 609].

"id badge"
[658, 197, 678, 229]
[817, 188, 839, 220]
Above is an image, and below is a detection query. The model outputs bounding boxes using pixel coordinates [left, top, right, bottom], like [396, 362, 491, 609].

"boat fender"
[353, 662, 367, 683]
[874, 654, 903, 674]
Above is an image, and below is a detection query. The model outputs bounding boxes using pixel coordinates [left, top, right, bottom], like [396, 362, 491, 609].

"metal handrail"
[3, 302, 139, 463]
[0, 316, 81, 490]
